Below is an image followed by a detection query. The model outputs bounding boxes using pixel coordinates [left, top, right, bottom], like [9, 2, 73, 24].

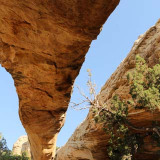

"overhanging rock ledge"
[0, 0, 120, 159]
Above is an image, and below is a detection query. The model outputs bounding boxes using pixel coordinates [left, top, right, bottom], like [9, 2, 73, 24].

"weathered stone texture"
[12, 135, 31, 158]
[56, 19, 160, 160]
[0, 0, 120, 159]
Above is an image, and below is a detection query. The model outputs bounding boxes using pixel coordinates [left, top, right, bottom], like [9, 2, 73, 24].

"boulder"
[12, 135, 31, 158]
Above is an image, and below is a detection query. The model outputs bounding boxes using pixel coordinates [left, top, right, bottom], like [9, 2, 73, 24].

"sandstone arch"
[0, 0, 120, 159]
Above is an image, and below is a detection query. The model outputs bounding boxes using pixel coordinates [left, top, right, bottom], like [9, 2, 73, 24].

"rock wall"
[0, 0, 120, 159]
[56, 19, 160, 160]
[12, 135, 31, 158]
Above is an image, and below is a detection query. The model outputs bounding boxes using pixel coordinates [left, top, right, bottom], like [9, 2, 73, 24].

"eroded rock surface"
[56, 19, 160, 160]
[12, 135, 31, 158]
[0, 0, 120, 159]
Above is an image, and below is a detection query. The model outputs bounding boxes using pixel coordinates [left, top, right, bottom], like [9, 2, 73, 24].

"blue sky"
[0, 0, 160, 149]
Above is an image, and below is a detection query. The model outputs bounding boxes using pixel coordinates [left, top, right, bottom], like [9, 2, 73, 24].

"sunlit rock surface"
[0, 0, 120, 159]
[12, 135, 31, 158]
[56, 19, 160, 160]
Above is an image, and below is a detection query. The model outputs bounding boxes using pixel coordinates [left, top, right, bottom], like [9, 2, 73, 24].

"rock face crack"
[34, 87, 53, 99]
[0, 0, 120, 159]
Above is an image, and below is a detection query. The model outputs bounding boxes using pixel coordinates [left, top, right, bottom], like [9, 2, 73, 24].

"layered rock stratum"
[0, 0, 120, 159]
[56, 20, 160, 160]
[12, 135, 31, 158]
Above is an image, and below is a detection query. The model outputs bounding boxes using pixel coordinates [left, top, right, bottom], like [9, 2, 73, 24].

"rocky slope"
[56, 19, 160, 160]
[12, 135, 31, 158]
[0, 0, 120, 159]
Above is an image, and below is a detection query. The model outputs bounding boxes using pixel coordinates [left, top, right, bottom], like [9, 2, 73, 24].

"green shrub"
[94, 55, 160, 160]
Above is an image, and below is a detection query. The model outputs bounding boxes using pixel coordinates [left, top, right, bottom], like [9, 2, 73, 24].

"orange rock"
[0, 0, 120, 159]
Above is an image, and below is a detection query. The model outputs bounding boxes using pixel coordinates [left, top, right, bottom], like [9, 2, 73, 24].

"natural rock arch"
[0, 0, 120, 159]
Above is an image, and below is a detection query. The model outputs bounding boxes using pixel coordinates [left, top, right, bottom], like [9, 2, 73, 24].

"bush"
[72, 55, 160, 160]
[94, 55, 160, 160]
